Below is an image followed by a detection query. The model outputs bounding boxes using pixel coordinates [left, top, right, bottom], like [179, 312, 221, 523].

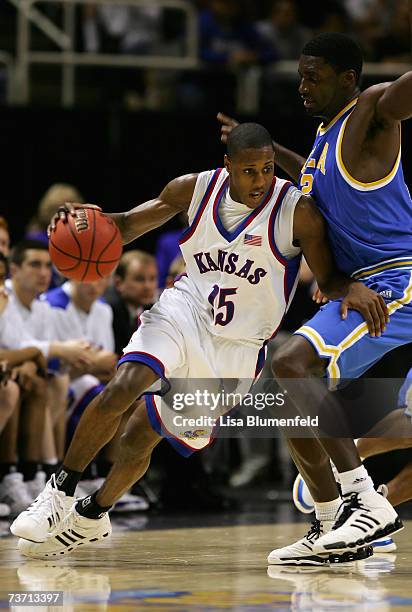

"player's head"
[299, 33, 363, 118]
[225, 123, 275, 210]
[10, 240, 52, 296]
[0, 217, 10, 257]
[114, 250, 158, 307]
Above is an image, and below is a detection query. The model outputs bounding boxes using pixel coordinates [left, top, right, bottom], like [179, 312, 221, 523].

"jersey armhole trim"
[179, 168, 222, 245]
[336, 116, 401, 191]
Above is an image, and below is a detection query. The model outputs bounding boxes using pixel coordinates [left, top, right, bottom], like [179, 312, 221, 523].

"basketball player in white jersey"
[11, 123, 387, 562]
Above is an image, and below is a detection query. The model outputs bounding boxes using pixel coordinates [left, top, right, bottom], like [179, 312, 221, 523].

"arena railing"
[7, 0, 198, 106]
[0, 52, 16, 105]
[4, 1, 412, 112]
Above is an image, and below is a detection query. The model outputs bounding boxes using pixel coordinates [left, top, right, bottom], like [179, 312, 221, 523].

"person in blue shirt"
[220, 31, 412, 564]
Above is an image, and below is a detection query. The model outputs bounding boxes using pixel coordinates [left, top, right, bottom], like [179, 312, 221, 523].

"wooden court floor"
[1, 521, 412, 610]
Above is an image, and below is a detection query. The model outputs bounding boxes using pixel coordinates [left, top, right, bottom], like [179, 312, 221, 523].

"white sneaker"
[0, 502, 10, 517]
[26, 471, 47, 500]
[0, 472, 33, 515]
[292, 473, 314, 514]
[313, 490, 403, 554]
[229, 456, 269, 488]
[18, 506, 112, 559]
[10, 475, 74, 542]
[267, 520, 373, 566]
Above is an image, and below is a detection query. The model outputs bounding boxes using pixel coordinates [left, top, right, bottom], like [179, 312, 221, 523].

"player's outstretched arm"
[217, 112, 306, 182]
[374, 71, 412, 124]
[48, 173, 198, 245]
[293, 195, 389, 337]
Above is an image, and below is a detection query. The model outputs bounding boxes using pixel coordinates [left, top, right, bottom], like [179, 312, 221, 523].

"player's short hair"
[302, 33, 363, 84]
[227, 123, 274, 159]
[10, 239, 49, 266]
[115, 250, 156, 280]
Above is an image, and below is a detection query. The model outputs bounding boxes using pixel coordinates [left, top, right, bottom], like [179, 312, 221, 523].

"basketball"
[48, 208, 122, 282]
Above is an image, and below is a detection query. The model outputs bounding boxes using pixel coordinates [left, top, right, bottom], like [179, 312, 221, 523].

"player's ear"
[224, 154, 231, 173]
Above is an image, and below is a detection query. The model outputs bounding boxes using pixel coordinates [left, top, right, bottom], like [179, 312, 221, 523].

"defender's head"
[299, 33, 363, 118]
[225, 123, 275, 209]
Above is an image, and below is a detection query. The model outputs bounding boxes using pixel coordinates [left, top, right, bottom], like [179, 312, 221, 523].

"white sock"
[314, 497, 341, 522]
[338, 465, 374, 496]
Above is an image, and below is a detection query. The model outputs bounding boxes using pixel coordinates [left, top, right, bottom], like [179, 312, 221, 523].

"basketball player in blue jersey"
[219, 31, 412, 564]
[10, 123, 385, 562]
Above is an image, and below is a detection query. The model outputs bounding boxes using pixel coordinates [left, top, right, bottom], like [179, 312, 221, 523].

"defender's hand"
[48, 202, 102, 236]
[312, 285, 329, 304]
[340, 283, 389, 337]
[217, 112, 239, 144]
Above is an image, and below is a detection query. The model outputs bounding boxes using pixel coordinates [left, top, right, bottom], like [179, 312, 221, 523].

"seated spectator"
[44, 277, 147, 512]
[373, 0, 411, 63]
[199, 0, 277, 67]
[0, 217, 10, 257]
[257, 0, 311, 60]
[5, 241, 93, 509]
[105, 250, 158, 356]
[25, 183, 85, 246]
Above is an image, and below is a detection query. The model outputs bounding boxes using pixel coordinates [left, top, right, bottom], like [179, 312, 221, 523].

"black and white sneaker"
[268, 520, 372, 566]
[17, 506, 111, 559]
[314, 490, 403, 554]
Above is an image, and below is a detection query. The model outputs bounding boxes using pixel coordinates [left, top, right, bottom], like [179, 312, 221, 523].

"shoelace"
[305, 520, 322, 543]
[49, 506, 75, 538]
[332, 493, 369, 530]
[25, 474, 67, 529]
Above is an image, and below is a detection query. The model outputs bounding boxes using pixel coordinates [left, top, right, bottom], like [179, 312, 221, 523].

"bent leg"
[386, 460, 412, 506]
[64, 362, 158, 473]
[96, 399, 161, 507]
[272, 335, 361, 502]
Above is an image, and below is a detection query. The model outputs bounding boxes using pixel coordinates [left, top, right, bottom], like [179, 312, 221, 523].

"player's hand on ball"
[340, 283, 389, 337]
[217, 112, 239, 144]
[48, 202, 102, 236]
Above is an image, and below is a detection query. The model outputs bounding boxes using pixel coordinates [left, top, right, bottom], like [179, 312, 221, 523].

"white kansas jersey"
[176, 168, 302, 343]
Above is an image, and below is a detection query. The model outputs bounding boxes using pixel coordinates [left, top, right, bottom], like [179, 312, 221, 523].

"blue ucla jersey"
[299, 98, 412, 279]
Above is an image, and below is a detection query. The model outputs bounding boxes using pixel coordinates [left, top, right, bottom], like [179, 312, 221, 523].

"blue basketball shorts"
[295, 270, 412, 387]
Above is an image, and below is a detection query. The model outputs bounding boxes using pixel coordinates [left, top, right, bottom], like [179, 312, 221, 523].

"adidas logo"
[56, 471, 67, 486]
[82, 496, 92, 508]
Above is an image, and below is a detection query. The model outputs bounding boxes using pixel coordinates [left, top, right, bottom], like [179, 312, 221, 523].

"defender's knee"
[272, 345, 307, 379]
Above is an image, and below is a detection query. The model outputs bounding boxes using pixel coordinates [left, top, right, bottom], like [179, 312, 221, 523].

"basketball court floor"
[1, 503, 412, 611]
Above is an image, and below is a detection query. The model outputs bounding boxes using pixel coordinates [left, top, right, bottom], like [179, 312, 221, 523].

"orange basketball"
[48, 208, 122, 282]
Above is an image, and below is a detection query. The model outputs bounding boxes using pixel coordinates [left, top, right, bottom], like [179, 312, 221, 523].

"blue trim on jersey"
[43, 286, 70, 310]
[179, 168, 222, 245]
[254, 343, 267, 378]
[67, 383, 104, 444]
[267, 181, 302, 304]
[213, 177, 276, 242]
[117, 351, 171, 396]
[267, 181, 293, 265]
[145, 395, 194, 457]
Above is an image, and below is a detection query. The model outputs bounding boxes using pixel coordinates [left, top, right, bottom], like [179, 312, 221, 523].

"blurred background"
[0, 0, 411, 522]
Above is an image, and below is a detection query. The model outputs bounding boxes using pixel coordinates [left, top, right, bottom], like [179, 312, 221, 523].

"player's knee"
[272, 345, 306, 379]
[110, 363, 158, 404]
